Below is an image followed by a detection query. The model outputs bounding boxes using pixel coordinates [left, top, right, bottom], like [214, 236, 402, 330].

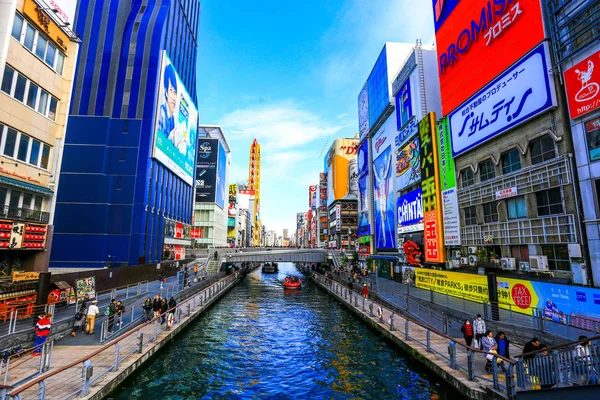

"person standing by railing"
[116, 301, 126, 329]
[482, 330, 500, 374]
[573, 335, 598, 385]
[362, 284, 369, 300]
[86, 300, 99, 334]
[32, 313, 51, 356]
[107, 299, 118, 335]
[473, 314, 486, 350]
[72, 302, 87, 337]
[142, 298, 153, 321]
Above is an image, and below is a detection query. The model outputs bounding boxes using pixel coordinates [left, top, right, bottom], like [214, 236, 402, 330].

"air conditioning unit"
[467, 246, 477, 254]
[451, 250, 462, 259]
[500, 257, 516, 271]
[529, 256, 549, 272]
[468, 255, 478, 266]
[519, 262, 530, 272]
[446, 260, 460, 269]
[460, 257, 469, 265]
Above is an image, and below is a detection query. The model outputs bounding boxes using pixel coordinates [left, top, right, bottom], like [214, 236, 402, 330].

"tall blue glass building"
[50, 0, 201, 269]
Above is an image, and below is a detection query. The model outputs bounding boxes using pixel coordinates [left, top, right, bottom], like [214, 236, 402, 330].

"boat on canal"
[262, 262, 278, 273]
[283, 276, 301, 289]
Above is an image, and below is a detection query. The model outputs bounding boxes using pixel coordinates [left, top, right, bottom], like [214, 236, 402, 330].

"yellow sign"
[229, 184, 237, 198]
[23, 0, 70, 52]
[414, 268, 489, 303]
[325, 138, 358, 203]
[12, 271, 40, 282]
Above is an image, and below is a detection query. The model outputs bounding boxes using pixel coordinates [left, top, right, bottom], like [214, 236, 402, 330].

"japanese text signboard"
[449, 43, 556, 157]
[420, 113, 445, 263]
[563, 49, 600, 120]
[437, 118, 461, 246]
[432, 0, 546, 115]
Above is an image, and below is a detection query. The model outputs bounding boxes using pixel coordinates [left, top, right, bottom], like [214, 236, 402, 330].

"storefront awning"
[0, 175, 53, 195]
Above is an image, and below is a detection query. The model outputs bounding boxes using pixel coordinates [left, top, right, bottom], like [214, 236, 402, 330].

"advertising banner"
[420, 113, 445, 262]
[229, 184, 237, 203]
[216, 142, 227, 209]
[395, 78, 413, 130]
[309, 185, 317, 210]
[395, 136, 421, 192]
[325, 139, 358, 205]
[373, 147, 395, 250]
[335, 204, 341, 233]
[358, 82, 370, 140]
[563, 48, 600, 119]
[437, 118, 460, 246]
[75, 277, 96, 302]
[496, 187, 518, 200]
[414, 269, 489, 302]
[397, 188, 424, 234]
[585, 117, 600, 162]
[449, 43, 556, 157]
[398, 231, 424, 266]
[195, 139, 218, 202]
[358, 174, 370, 236]
[153, 52, 198, 186]
[432, 0, 546, 115]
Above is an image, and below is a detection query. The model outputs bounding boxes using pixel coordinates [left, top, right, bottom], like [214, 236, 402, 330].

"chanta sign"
[563, 49, 600, 119]
[432, 0, 546, 115]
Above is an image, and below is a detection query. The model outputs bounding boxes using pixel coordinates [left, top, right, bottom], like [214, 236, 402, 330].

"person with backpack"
[106, 299, 117, 334]
[460, 319, 474, 347]
[33, 313, 52, 355]
[473, 314, 486, 349]
[160, 298, 168, 324]
[116, 301, 126, 328]
[142, 298, 153, 321]
[72, 302, 87, 337]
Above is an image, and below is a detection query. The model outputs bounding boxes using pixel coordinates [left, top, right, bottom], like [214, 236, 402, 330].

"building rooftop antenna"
[317, 139, 330, 159]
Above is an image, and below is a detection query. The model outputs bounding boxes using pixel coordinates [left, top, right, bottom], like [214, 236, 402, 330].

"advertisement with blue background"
[195, 139, 218, 203]
[153, 52, 198, 186]
[373, 147, 395, 250]
[357, 140, 370, 236]
[216, 141, 227, 209]
[397, 187, 423, 233]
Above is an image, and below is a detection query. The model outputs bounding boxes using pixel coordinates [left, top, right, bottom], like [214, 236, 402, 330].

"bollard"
[405, 320, 409, 340]
[369, 302, 374, 317]
[113, 342, 120, 371]
[153, 320, 158, 341]
[362, 297, 366, 312]
[390, 313, 395, 331]
[429, 289, 434, 303]
[467, 349, 475, 380]
[187, 303, 191, 317]
[137, 282, 141, 296]
[443, 316, 448, 335]
[37, 380, 47, 399]
[137, 331, 144, 353]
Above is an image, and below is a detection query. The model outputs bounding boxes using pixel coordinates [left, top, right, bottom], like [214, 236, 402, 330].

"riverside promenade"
[2, 270, 244, 400]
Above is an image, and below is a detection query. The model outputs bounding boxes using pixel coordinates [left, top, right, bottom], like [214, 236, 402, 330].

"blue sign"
[357, 141, 369, 178]
[197, 142, 212, 159]
[397, 188, 423, 229]
[395, 78, 413, 130]
[373, 146, 395, 249]
[216, 141, 227, 209]
[358, 174, 370, 236]
[449, 43, 556, 157]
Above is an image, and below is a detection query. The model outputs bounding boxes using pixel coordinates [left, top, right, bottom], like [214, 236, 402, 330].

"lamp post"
[107, 255, 116, 268]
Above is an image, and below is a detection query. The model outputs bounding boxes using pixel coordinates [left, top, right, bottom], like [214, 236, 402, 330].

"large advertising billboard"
[420, 113, 445, 263]
[437, 118, 461, 246]
[373, 127, 395, 250]
[357, 141, 370, 237]
[154, 52, 198, 186]
[563, 48, 600, 120]
[216, 141, 227, 209]
[358, 82, 370, 140]
[395, 136, 421, 192]
[449, 43, 556, 157]
[195, 139, 218, 202]
[397, 188, 424, 234]
[325, 139, 358, 206]
[309, 185, 317, 210]
[432, 0, 546, 115]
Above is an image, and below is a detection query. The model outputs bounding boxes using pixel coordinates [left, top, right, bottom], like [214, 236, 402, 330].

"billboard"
[397, 188, 424, 234]
[563, 48, 600, 120]
[309, 185, 317, 210]
[420, 113, 445, 263]
[229, 184, 237, 203]
[395, 78, 413, 130]
[216, 141, 227, 209]
[357, 141, 370, 237]
[449, 43, 556, 157]
[432, 0, 546, 115]
[373, 145, 395, 250]
[324, 139, 358, 205]
[195, 139, 218, 202]
[437, 118, 461, 246]
[395, 136, 421, 192]
[358, 82, 370, 140]
[154, 52, 198, 186]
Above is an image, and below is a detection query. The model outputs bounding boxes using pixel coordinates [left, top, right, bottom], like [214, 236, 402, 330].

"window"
[483, 201, 498, 223]
[34, 196, 43, 211]
[22, 193, 32, 210]
[119, 148, 126, 162]
[24, 24, 35, 50]
[507, 196, 527, 219]
[11, 14, 23, 40]
[8, 191, 20, 209]
[3, 128, 17, 157]
[541, 244, 570, 271]
[40, 144, 50, 169]
[37, 90, 48, 115]
[0, 188, 6, 209]
[14, 74, 26, 102]
[536, 188, 563, 216]
[502, 149, 521, 174]
[26, 82, 38, 109]
[461, 168, 474, 188]
[48, 97, 58, 121]
[585, 117, 600, 162]
[35, 35, 47, 59]
[17, 135, 29, 162]
[530, 135, 555, 164]
[1, 65, 14, 94]
[479, 159, 496, 182]
[464, 206, 477, 225]
[510, 245, 529, 264]
[29, 139, 40, 165]
[55, 53, 65, 75]
[45, 43, 56, 67]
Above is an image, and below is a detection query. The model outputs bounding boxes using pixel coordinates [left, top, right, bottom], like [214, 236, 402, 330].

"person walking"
[522, 337, 540, 360]
[494, 332, 510, 372]
[86, 300, 99, 334]
[142, 298, 153, 321]
[160, 297, 168, 324]
[460, 319, 474, 347]
[32, 313, 52, 355]
[473, 314, 486, 350]
[482, 330, 498, 374]
[72, 302, 87, 337]
[362, 284, 369, 300]
[107, 299, 117, 334]
[153, 295, 162, 319]
[573, 335, 598, 385]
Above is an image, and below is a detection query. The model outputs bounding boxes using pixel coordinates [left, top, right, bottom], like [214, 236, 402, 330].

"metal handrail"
[6, 273, 238, 398]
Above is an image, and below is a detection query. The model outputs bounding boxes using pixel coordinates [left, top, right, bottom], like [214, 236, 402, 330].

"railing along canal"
[5, 273, 239, 400]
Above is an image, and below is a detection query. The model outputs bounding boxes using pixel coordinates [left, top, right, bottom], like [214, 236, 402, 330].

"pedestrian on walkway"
[153, 295, 162, 319]
[184, 271, 190, 288]
[168, 296, 177, 325]
[573, 335, 598, 385]
[533, 344, 556, 389]
[362, 284, 369, 300]
[460, 319, 474, 347]
[107, 299, 117, 334]
[194, 264, 198, 277]
[482, 330, 499, 374]
[33, 313, 52, 356]
[86, 300, 99, 334]
[522, 337, 540, 360]
[72, 302, 87, 337]
[142, 298, 153, 321]
[495, 332, 511, 360]
[473, 314, 486, 349]
[348, 281, 353, 292]
[160, 297, 168, 324]
[116, 300, 126, 328]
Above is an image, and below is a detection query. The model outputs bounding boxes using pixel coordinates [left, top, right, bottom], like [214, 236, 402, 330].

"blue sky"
[196, 0, 435, 236]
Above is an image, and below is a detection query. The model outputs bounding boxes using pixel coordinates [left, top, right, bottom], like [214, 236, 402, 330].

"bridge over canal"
[225, 248, 328, 264]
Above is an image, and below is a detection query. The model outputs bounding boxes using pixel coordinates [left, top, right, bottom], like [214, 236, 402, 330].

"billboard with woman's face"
[154, 52, 198, 186]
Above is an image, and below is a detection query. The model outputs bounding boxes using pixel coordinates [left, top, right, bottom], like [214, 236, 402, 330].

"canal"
[110, 263, 463, 399]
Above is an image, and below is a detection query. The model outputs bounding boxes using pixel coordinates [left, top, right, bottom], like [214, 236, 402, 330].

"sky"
[196, 0, 435, 237]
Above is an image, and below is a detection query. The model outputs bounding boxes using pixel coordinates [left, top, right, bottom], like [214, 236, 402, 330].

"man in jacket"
[33, 313, 52, 355]
[86, 300, 99, 334]
[142, 298, 153, 321]
[522, 337, 540, 360]
[153, 295, 162, 318]
[473, 314, 486, 349]
[107, 299, 117, 334]
[495, 332, 511, 359]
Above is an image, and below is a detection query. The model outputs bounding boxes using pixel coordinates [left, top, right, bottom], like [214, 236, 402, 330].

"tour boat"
[262, 262, 278, 273]
[283, 276, 301, 289]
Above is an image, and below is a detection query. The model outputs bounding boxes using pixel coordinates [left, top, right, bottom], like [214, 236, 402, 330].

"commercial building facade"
[51, 0, 201, 268]
[0, 0, 79, 272]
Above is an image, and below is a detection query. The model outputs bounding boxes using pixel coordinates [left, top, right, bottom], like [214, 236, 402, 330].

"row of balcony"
[0, 205, 50, 224]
